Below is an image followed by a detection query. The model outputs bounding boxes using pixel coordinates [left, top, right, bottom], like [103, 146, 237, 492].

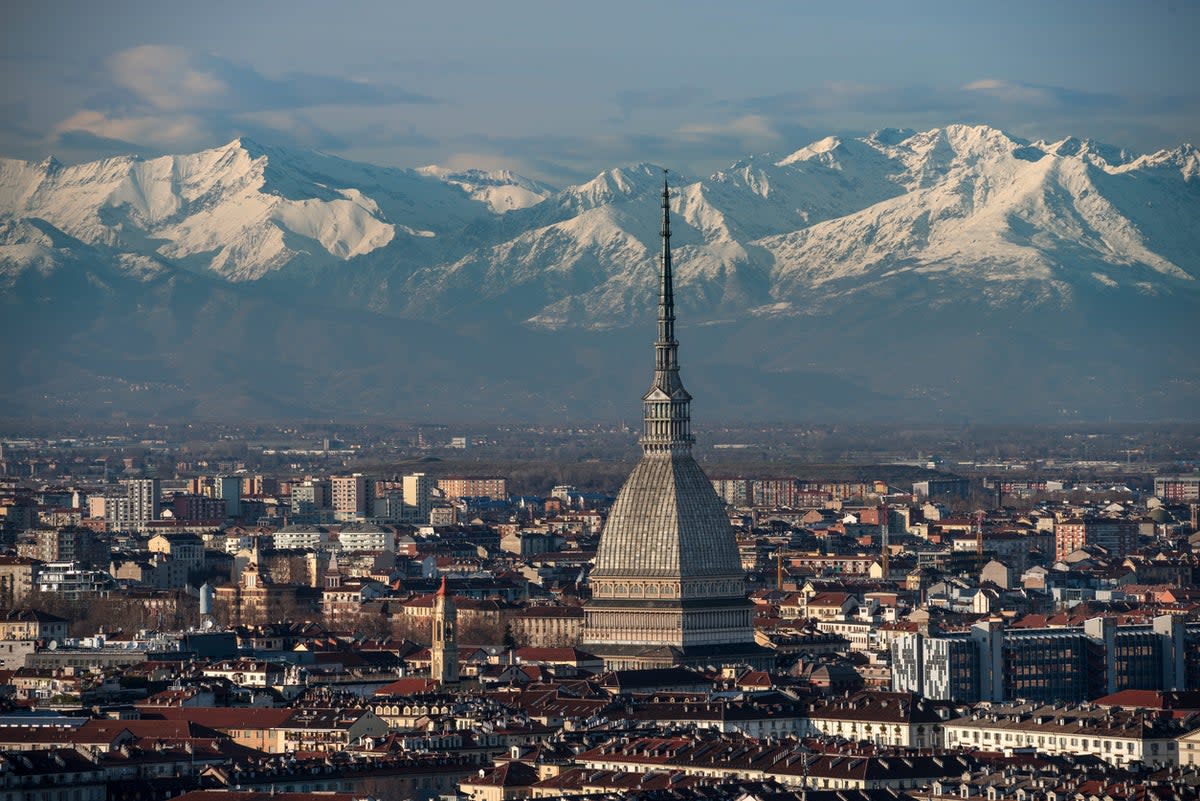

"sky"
[2, 0, 1197, 184]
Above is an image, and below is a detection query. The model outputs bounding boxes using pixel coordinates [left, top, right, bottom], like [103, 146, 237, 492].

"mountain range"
[1, 124, 1197, 423]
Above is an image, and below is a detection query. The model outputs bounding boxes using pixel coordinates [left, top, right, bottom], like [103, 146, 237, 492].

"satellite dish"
[47, 640, 58, 650]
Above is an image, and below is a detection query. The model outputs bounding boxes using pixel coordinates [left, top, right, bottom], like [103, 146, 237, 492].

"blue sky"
[2, 0, 1196, 183]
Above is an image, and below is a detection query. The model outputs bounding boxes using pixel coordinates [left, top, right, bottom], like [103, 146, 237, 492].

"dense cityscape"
[2, 415, 1199, 801]
[1, 184, 1199, 801]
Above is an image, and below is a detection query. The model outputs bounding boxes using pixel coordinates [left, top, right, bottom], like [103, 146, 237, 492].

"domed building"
[581, 176, 771, 670]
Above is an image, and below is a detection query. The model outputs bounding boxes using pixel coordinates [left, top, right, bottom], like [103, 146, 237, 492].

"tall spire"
[640, 172, 693, 454]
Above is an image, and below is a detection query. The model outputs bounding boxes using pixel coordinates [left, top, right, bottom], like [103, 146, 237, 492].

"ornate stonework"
[581, 176, 771, 670]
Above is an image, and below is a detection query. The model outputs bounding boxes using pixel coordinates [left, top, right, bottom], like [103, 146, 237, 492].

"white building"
[272, 524, 329, 551]
[124, 478, 161, 527]
[943, 702, 1187, 767]
[337, 522, 392, 553]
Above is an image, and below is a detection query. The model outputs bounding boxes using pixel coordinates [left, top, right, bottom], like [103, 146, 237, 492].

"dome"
[593, 453, 743, 580]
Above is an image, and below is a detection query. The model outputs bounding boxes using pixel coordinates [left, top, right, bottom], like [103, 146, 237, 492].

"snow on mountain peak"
[776, 136, 844, 167]
[416, 165, 554, 213]
[3, 127, 1198, 324]
[0, 137, 525, 282]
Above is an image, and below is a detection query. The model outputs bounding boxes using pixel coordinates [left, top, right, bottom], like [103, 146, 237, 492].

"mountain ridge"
[2, 124, 1198, 422]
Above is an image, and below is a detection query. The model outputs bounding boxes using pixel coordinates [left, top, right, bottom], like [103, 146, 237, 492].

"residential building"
[1055, 516, 1139, 560]
[272, 524, 330, 551]
[124, 477, 160, 526]
[0, 608, 68, 642]
[215, 475, 241, 517]
[1155, 474, 1200, 502]
[87, 493, 130, 532]
[0, 555, 40, 608]
[34, 562, 115, 599]
[402, 471, 433, 523]
[147, 532, 205, 572]
[943, 701, 1192, 767]
[332, 474, 370, 520]
[437, 476, 508, 501]
[290, 479, 330, 515]
[172, 492, 227, 522]
[805, 691, 950, 748]
[337, 522, 392, 552]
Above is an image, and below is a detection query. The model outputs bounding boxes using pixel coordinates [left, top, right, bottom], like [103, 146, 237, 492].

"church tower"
[581, 175, 770, 670]
[430, 577, 459, 684]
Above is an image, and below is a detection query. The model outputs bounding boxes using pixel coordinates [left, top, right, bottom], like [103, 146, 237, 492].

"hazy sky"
[2, 0, 1197, 183]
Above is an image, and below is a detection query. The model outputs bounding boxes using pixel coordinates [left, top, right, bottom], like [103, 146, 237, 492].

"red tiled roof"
[374, 678, 439, 696]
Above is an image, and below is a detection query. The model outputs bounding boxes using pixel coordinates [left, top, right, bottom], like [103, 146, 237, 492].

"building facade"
[124, 478, 161, 526]
[1055, 516, 1138, 560]
[332, 474, 370, 520]
[893, 615, 1194, 703]
[436, 477, 507, 501]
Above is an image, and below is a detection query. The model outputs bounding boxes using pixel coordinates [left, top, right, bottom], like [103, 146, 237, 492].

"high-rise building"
[401, 472, 432, 524]
[87, 493, 131, 532]
[331, 474, 369, 520]
[125, 478, 161, 526]
[215, 476, 241, 518]
[581, 176, 770, 670]
[430, 577, 459, 685]
[290, 479, 331, 515]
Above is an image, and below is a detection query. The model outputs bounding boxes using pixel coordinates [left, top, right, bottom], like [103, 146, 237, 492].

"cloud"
[39, 45, 440, 160]
[677, 114, 779, 142]
[99, 45, 435, 114]
[961, 79, 1116, 110]
[53, 109, 212, 150]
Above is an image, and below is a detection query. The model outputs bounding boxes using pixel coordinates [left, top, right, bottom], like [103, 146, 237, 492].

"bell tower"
[430, 576, 459, 684]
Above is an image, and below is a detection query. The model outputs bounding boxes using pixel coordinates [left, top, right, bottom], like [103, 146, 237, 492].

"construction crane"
[880, 499, 890, 579]
[775, 547, 820, 590]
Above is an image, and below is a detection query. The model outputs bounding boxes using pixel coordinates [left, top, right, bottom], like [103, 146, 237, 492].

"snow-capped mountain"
[0, 138, 498, 283]
[415, 165, 554, 213]
[400, 124, 1199, 327]
[1, 125, 1197, 422]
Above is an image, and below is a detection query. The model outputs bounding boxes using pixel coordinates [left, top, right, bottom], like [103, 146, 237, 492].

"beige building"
[511, 606, 584, 647]
[332, 474, 370, 520]
[273, 708, 388, 754]
[0, 555, 39, 608]
[1180, 726, 1200, 767]
[805, 691, 949, 748]
[436, 476, 508, 501]
[0, 608, 68, 643]
[147, 533, 205, 571]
